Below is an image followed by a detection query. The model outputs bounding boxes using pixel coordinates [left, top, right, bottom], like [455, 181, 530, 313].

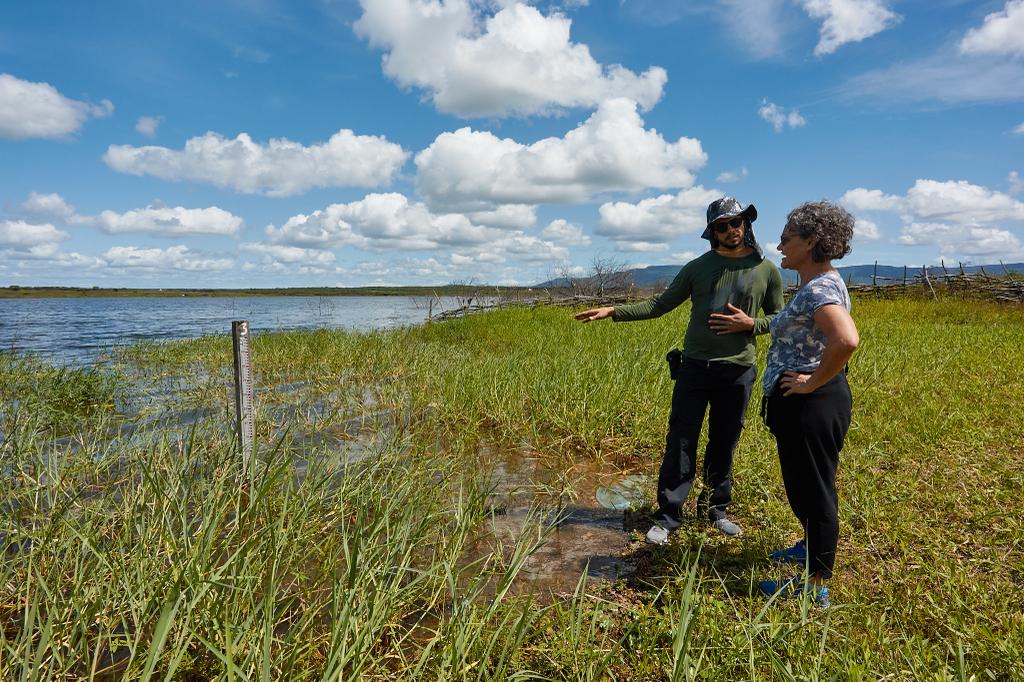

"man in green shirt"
[576, 197, 784, 543]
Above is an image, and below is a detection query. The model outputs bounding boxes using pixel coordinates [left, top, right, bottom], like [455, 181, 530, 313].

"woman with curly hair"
[759, 201, 860, 608]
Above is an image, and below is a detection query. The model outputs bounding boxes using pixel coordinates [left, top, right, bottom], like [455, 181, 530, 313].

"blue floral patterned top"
[763, 270, 851, 396]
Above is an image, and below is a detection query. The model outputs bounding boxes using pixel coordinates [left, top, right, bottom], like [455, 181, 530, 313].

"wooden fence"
[831, 261, 1024, 303]
[427, 262, 1023, 322]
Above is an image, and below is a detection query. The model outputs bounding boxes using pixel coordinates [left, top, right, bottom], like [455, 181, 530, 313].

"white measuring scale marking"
[232, 320, 255, 473]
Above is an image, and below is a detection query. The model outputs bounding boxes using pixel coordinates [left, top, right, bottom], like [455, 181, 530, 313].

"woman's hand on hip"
[779, 371, 816, 395]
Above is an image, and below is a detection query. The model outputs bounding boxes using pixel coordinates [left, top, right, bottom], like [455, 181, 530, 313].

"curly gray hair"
[785, 201, 854, 262]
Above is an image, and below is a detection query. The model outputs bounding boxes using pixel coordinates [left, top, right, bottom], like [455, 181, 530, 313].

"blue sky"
[2, 0, 1023, 287]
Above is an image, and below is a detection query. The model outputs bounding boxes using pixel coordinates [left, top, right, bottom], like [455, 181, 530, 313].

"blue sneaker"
[769, 539, 807, 564]
[758, 576, 830, 608]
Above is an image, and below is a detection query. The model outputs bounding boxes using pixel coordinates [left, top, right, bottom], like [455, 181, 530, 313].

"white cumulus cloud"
[898, 223, 1023, 259]
[758, 99, 806, 132]
[239, 243, 337, 267]
[19, 192, 91, 224]
[616, 241, 669, 253]
[0, 73, 113, 140]
[340, 257, 453, 282]
[0, 220, 69, 249]
[258, 193, 573, 277]
[1010, 171, 1024, 194]
[468, 233, 569, 263]
[596, 185, 722, 247]
[96, 205, 243, 236]
[1014, 122, 1024, 135]
[844, 179, 1024, 224]
[353, 0, 666, 117]
[24, 250, 104, 267]
[541, 219, 591, 245]
[15, 192, 242, 238]
[265, 193, 511, 251]
[960, 0, 1024, 57]
[135, 116, 161, 138]
[102, 245, 234, 271]
[841, 178, 1024, 261]
[463, 205, 537, 230]
[903, 179, 1024, 224]
[338, 248, 565, 286]
[799, 0, 900, 56]
[854, 217, 881, 240]
[840, 187, 902, 211]
[416, 98, 706, 211]
[104, 129, 409, 197]
[716, 167, 748, 183]
[671, 250, 700, 263]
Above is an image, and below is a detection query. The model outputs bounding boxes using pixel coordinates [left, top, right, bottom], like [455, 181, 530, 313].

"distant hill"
[538, 262, 1024, 288]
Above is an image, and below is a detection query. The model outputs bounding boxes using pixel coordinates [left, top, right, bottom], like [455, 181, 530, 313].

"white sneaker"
[712, 518, 742, 536]
[645, 524, 670, 545]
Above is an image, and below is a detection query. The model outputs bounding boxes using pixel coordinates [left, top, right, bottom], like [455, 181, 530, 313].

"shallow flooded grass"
[1, 352, 124, 434]
[2, 298, 1023, 679]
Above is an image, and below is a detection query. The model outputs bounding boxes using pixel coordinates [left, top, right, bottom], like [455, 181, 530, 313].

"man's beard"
[718, 234, 745, 251]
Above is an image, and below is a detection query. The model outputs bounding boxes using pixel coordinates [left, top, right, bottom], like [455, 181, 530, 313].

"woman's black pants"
[765, 372, 852, 579]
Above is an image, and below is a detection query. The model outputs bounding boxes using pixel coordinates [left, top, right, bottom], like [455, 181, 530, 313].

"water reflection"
[0, 295, 462, 366]
[480, 448, 648, 594]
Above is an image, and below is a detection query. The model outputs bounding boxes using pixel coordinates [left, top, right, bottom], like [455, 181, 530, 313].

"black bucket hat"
[700, 197, 758, 241]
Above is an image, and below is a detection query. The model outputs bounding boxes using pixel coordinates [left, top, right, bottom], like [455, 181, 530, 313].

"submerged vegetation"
[2, 299, 1022, 679]
[0, 352, 124, 432]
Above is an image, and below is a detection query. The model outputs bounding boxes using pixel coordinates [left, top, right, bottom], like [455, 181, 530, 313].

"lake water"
[0, 295, 457, 366]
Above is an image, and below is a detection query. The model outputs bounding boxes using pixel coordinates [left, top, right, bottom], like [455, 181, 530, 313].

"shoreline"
[0, 284, 529, 299]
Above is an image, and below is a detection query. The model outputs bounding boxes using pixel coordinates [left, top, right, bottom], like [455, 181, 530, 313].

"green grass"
[2, 299, 1022, 679]
[0, 353, 124, 433]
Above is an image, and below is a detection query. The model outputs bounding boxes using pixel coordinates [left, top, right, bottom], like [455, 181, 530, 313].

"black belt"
[682, 357, 749, 369]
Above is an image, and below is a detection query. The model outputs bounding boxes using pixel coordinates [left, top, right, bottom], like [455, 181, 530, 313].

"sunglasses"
[713, 216, 744, 234]
[779, 231, 801, 246]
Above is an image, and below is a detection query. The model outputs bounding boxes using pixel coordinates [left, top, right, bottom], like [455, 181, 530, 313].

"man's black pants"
[765, 372, 852, 579]
[655, 358, 755, 530]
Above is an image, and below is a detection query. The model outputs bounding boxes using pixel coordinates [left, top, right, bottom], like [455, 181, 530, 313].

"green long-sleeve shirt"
[612, 250, 784, 366]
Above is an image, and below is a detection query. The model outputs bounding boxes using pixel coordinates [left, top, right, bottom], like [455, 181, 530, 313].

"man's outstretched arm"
[575, 265, 692, 323]
[575, 306, 614, 322]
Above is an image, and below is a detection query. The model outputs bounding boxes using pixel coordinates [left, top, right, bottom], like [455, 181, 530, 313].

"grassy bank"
[3, 299, 1023, 679]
